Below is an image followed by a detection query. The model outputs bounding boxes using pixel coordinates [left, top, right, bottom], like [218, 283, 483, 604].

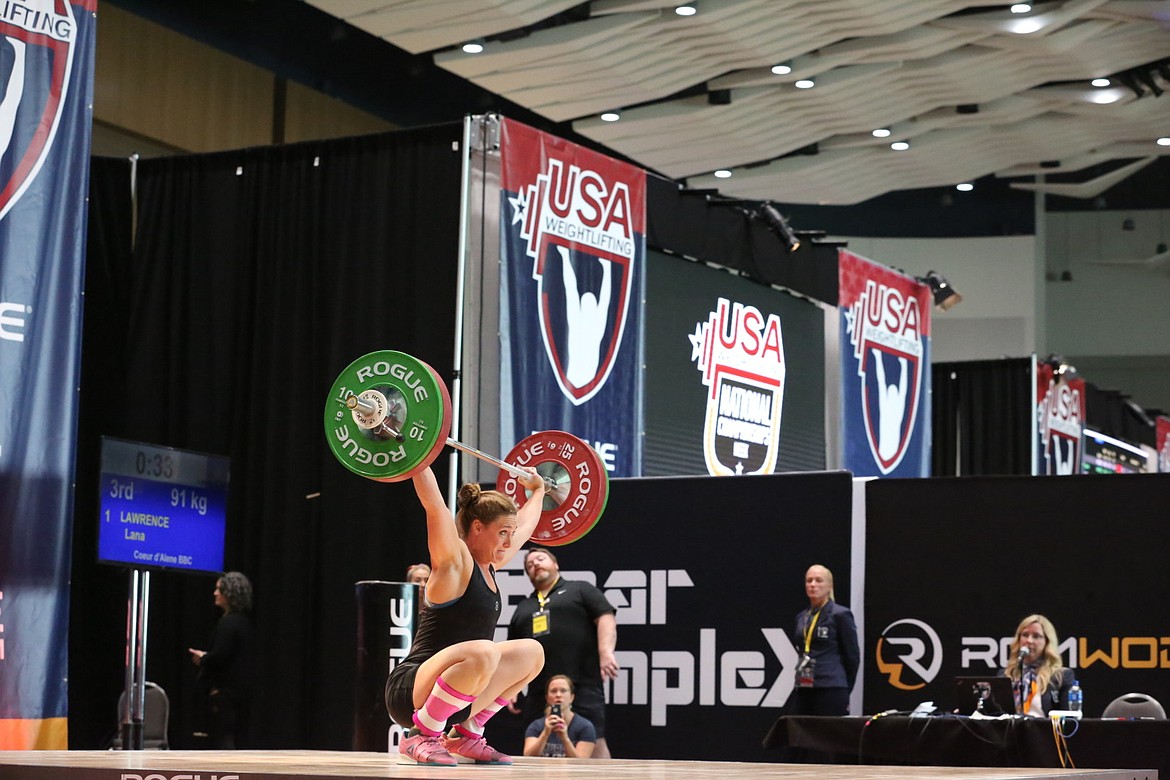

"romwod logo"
[876, 618, 942, 690]
[1038, 379, 1082, 475]
[689, 297, 785, 476]
[508, 157, 636, 405]
[1, 0, 77, 221]
[845, 279, 923, 474]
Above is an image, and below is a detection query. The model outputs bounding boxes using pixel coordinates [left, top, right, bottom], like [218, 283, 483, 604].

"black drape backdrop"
[931, 358, 1034, 476]
[71, 125, 464, 749]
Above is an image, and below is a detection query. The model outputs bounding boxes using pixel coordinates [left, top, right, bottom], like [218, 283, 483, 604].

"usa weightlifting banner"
[498, 118, 645, 477]
[838, 250, 932, 477]
[0, 0, 95, 749]
[1035, 358, 1086, 476]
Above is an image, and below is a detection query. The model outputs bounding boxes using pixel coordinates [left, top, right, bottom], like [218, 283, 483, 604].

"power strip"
[1049, 709, 1083, 720]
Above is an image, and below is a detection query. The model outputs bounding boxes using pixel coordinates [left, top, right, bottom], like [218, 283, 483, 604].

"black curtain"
[71, 124, 464, 749]
[1083, 383, 1156, 447]
[931, 358, 1033, 476]
[645, 174, 839, 305]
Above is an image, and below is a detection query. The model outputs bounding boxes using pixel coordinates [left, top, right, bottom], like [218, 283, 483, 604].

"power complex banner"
[838, 250, 931, 477]
[485, 470, 855, 761]
[1034, 359, 1086, 475]
[0, 0, 95, 749]
[498, 117, 645, 476]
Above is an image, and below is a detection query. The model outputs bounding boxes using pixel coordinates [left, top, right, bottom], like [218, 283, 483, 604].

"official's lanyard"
[1018, 673, 1038, 714]
[803, 607, 824, 654]
[537, 579, 559, 610]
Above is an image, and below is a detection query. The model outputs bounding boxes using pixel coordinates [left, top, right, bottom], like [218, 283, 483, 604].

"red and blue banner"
[838, 250, 931, 477]
[498, 118, 645, 476]
[1034, 359, 1086, 476]
[1156, 416, 1170, 473]
[0, 0, 95, 749]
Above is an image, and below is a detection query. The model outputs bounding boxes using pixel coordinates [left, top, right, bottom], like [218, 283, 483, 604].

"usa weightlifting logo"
[507, 155, 636, 406]
[1037, 373, 1082, 476]
[0, 0, 77, 222]
[844, 279, 924, 474]
[689, 297, 785, 476]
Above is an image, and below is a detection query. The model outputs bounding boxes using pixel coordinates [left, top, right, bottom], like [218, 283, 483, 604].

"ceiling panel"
[308, 0, 1170, 205]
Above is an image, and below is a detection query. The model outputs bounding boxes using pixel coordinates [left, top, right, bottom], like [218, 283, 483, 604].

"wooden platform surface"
[0, 750, 1156, 780]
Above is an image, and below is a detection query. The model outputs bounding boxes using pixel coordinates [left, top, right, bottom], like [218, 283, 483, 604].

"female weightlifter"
[385, 465, 546, 766]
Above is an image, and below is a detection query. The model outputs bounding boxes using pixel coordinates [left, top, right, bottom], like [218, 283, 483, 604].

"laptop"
[954, 675, 1016, 716]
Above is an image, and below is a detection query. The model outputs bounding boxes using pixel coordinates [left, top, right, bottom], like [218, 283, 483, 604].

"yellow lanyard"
[803, 607, 824, 654]
[537, 590, 550, 610]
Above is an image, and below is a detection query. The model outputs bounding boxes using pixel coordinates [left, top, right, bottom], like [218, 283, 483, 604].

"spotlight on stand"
[919, 270, 962, 310]
[1043, 353, 1078, 382]
[756, 202, 801, 253]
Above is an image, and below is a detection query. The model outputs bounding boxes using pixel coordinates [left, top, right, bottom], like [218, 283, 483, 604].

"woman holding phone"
[523, 675, 596, 758]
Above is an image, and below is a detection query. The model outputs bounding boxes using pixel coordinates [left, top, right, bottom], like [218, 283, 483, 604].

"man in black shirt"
[508, 547, 618, 758]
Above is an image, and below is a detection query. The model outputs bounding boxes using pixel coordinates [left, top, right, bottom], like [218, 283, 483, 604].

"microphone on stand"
[1017, 646, 1030, 662]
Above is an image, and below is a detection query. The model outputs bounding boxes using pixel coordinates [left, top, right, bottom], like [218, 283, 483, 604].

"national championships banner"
[838, 250, 931, 477]
[0, 0, 96, 749]
[498, 117, 645, 476]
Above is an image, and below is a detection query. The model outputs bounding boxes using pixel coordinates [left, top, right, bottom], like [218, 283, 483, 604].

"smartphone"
[550, 704, 562, 717]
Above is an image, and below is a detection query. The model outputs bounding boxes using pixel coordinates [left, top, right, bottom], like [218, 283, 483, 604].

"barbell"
[323, 350, 608, 545]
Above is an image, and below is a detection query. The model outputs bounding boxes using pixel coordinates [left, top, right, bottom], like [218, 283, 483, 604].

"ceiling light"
[920, 271, 962, 310]
[794, 79, 815, 89]
[600, 111, 621, 122]
[956, 183, 974, 192]
[872, 128, 891, 138]
[675, 4, 697, 16]
[891, 141, 910, 151]
[714, 169, 732, 179]
[1010, 3, 1031, 12]
[462, 40, 484, 54]
[1157, 137, 1170, 146]
[1091, 78, 1110, 88]
[771, 63, 792, 75]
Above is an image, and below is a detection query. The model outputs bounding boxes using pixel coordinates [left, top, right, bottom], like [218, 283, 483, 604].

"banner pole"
[447, 114, 476, 512]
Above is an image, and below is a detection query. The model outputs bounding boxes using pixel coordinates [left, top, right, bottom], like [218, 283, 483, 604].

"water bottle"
[1068, 680, 1083, 714]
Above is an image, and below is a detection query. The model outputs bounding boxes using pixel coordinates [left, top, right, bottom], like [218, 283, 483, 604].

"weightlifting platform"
[0, 750, 1155, 780]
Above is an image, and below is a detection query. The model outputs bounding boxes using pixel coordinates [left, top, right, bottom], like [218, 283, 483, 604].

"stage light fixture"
[756, 202, 801, 253]
[920, 271, 962, 310]
[1043, 353, 1078, 381]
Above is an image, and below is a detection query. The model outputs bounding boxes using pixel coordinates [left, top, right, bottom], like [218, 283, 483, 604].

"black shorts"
[385, 663, 419, 728]
[385, 663, 472, 730]
[566, 684, 606, 739]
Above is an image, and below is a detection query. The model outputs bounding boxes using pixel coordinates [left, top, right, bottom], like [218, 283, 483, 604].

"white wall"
[833, 234, 1037, 363]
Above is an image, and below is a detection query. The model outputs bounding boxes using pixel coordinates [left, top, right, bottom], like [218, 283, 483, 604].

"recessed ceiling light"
[872, 128, 891, 138]
[1091, 78, 1110, 88]
[771, 63, 792, 75]
[675, 4, 697, 16]
[714, 169, 732, 179]
[891, 141, 910, 151]
[1157, 137, 1170, 147]
[1010, 3, 1031, 12]
[956, 183, 974, 192]
[794, 79, 815, 89]
[600, 111, 621, 122]
[462, 41, 484, 54]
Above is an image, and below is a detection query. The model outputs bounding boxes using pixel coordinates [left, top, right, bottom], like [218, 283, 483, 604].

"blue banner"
[0, 0, 95, 749]
[838, 251, 932, 478]
[498, 118, 645, 477]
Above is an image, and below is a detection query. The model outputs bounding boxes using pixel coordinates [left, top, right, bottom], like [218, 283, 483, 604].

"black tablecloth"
[764, 715, 1164, 777]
